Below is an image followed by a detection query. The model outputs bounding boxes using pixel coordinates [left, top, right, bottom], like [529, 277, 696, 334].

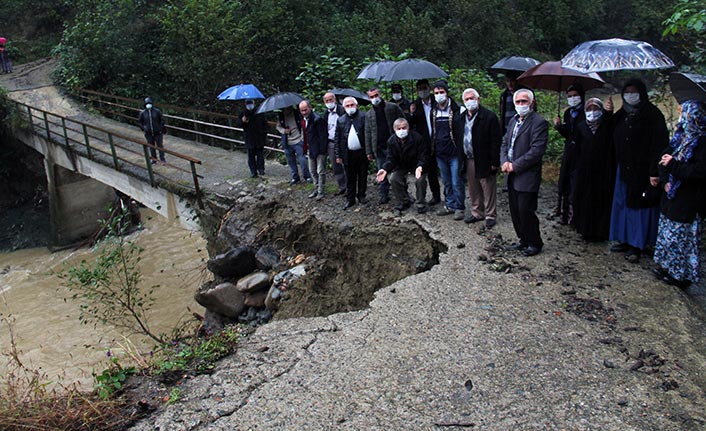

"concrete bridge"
[1, 59, 288, 247]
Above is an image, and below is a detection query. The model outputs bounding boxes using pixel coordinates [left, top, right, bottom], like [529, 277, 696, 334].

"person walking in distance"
[138, 97, 166, 164]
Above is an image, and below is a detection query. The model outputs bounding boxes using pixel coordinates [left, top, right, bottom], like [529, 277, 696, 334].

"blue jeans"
[283, 141, 310, 181]
[436, 156, 465, 210]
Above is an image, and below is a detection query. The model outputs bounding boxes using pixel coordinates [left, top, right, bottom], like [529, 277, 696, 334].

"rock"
[238, 307, 258, 323]
[265, 285, 282, 311]
[206, 246, 256, 279]
[339, 220, 354, 235]
[202, 309, 234, 333]
[236, 272, 271, 293]
[257, 309, 273, 323]
[244, 290, 268, 308]
[255, 246, 280, 270]
[194, 282, 246, 318]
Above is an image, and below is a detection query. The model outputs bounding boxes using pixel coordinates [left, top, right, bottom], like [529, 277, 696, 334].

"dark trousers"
[508, 175, 543, 249]
[145, 133, 165, 161]
[345, 149, 368, 203]
[426, 157, 441, 200]
[248, 148, 265, 175]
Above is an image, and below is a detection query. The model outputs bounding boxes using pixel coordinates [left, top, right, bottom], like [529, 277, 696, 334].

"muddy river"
[0, 209, 209, 388]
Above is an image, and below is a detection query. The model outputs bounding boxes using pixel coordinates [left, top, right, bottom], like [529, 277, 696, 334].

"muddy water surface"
[0, 209, 209, 388]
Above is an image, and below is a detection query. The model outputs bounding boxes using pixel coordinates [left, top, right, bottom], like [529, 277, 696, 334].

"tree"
[663, 0, 706, 72]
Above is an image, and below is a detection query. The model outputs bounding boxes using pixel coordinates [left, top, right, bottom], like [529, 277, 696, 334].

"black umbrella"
[561, 38, 674, 73]
[329, 88, 371, 105]
[490, 55, 541, 73]
[356, 60, 398, 81]
[380, 59, 448, 82]
[255, 92, 305, 114]
[669, 72, 706, 104]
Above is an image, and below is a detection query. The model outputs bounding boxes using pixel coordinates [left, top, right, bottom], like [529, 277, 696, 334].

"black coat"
[303, 112, 328, 159]
[382, 130, 430, 174]
[612, 102, 669, 208]
[334, 111, 369, 164]
[138, 107, 166, 135]
[409, 98, 434, 144]
[238, 109, 267, 150]
[453, 105, 502, 178]
[500, 111, 548, 193]
[658, 136, 706, 223]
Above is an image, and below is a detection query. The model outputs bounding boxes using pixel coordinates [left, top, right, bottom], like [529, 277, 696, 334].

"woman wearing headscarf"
[572, 97, 615, 240]
[609, 79, 669, 263]
[553, 83, 585, 224]
[653, 100, 706, 288]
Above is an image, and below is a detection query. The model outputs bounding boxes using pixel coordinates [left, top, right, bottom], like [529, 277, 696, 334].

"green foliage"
[58, 206, 163, 344]
[295, 48, 364, 108]
[167, 387, 182, 405]
[152, 325, 244, 376]
[663, 0, 706, 72]
[93, 354, 136, 400]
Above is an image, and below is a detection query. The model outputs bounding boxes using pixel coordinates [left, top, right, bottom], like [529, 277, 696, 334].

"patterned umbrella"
[561, 38, 674, 73]
[217, 83, 265, 100]
[669, 72, 706, 104]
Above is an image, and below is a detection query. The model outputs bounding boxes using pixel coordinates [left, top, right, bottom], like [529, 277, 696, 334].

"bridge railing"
[74, 89, 284, 155]
[12, 100, 205, 209]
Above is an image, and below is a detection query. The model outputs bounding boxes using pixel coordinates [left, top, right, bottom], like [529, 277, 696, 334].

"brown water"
[0, 209, 209, 388]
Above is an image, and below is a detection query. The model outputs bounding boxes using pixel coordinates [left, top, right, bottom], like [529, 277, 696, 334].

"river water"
[0, 209, 209, 388]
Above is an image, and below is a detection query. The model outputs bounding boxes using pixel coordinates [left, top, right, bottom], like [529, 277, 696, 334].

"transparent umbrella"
[561, 38, 674, 73]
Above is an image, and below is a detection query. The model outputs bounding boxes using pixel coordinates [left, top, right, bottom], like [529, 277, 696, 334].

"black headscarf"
[620, 79, 649, 112]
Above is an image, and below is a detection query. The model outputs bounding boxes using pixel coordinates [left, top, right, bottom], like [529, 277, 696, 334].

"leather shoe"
[358, 197, 369, 204]
[610, 242, 629, 252]
[485, 219, 497, 229]
[428, 197, 441, 206]
[505, 243, 527, 251]
[416, 206, 427, 214]
[464, 215, 482, 224]
[343, 201, 356, 210]
[335, 189, 347, 196]
[662, 274, 692, 288]
[523, 246, 542, 256]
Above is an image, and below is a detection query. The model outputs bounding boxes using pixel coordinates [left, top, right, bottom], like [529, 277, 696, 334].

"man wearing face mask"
[238, 99, 267, 178]
[323, 92, 347, 195]
[453, 88, 501, 228]
[409, 79, 442, 206]
[365, 86, 405, 204]
[335, 97, 371, 210]
[552, 83, 586, 225]
[375, 118, 429, 215]
[501, 89, 548, 256]
[430, 80, 463, 220]
[138, 97, 167, 164]
[390, 83, 411, 118]
[608, 79, 669, 263]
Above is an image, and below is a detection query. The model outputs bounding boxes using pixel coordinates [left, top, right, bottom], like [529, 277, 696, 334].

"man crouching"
[376, 118, 430, 215]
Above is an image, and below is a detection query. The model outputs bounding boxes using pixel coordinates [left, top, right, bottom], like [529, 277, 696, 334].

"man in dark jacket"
[323, 92, 347, 194]
[365, 86, 404, 204]
[376, 118, 430, 215]
[430, 80, 463, 220]
[409, 79, 441, 206]
[238, 99, 267, 178]
[299, 100, 328, 200]
[138, 97, 167, 164]
[335, 97, 371, 210]
[390, 83, 411, 118]
[454, 88, 502, 228]
[501, 89, 548, 256]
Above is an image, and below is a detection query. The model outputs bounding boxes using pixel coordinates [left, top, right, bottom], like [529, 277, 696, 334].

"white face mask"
[345, 107, 357, 116]
[623, 92, 640, 106]
[567, 96, 581, 107]
[515, 104, 531, 117]
[392, 93, 402, 101]
[146, 104, 153, 109]
[434, 93, 447, 104]
[370, 97, 382, 106]
[246, 103, 255, 110]
[585, 110, 603, 122]
[325, 102, 336, 110]
[464, 99, 478, 112]
[418, 90, 430, 99]
[395, 129, 409, 139]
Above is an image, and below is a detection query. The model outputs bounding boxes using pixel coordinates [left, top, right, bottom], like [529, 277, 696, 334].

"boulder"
[194, 282, 246, 318]
[236, 272, 271, 293]
[264, 285, 282, 311]
[201, 309, 235, 333]
[244, 290, 268, 308]
[207, 246, 257, 279]
[255, 246, 280, 270]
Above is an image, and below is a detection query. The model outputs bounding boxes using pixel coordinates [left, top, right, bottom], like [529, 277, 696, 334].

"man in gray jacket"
[365, 86, 404, 204]
[501, 89, 548, 256]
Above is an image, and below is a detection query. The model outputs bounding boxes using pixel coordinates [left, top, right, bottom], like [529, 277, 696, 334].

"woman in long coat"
[653, 100, 706, 288]
[608, 79, 669, 263]
[572, 98, 615, 241]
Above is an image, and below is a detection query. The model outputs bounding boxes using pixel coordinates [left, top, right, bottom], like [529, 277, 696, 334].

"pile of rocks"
[195, 245, 306, 331]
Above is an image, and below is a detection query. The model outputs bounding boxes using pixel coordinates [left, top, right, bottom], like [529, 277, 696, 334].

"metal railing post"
[82, 124, 92, 159]
[42, 111, 51, 140]
[108, 133, 120, 171]
[190, 161, 204, 209]
[61, 118, 70, 147]
[26, 106, 33, 132]
[143, 145, 155, 186]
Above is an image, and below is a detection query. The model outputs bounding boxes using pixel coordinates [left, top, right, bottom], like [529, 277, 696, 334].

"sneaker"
[454, 210, 464, 220]
[436, 206, 453, 216]
[304, 177, 313, 183]
[485, 219, 497, 229]
[316, 193, 324, 201]
[464, 214, 482, 224]
[308, 191, 318, 198]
